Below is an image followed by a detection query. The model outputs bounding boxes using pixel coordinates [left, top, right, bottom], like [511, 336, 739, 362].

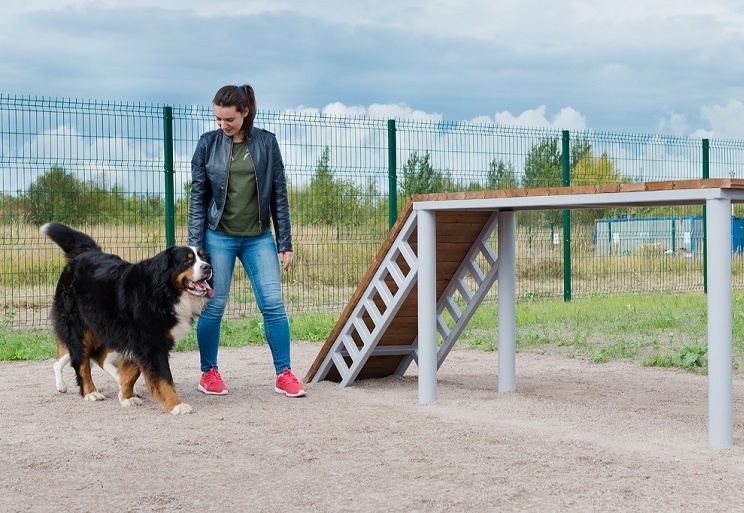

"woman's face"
[213, 105, 248, 139]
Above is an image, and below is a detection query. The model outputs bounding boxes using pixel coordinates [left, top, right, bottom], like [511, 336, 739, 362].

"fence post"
[388, 119, 397, 230]
[562, 130, 572, 302]
[703, 138, 709, 293]
[163, 106, 176, 247]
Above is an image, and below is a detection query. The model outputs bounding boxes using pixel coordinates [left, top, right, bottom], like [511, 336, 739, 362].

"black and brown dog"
[42, 222, 213, 414]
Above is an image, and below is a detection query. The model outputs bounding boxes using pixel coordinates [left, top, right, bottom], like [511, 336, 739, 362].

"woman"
[188, 84, 306, 397]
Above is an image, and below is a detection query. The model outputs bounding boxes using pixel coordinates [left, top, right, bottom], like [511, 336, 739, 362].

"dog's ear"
[144, 247, 174, 279]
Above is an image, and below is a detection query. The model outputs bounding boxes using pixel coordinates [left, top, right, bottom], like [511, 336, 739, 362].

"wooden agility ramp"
[304, 197, 500, 385]
[305, 179, 744, 387]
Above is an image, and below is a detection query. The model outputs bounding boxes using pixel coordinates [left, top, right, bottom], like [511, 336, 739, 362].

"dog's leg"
[54, 354, 70, 394]
[79, 359, 104, 401]
[54, 338, 70, 393]
[54, 353, 70, 393]
[143, 373, 193, 414]
[142, 358, 192, 414]
[79, 331, 104, 401]
[117, 359, 143, 407]
[95, 350, 142, 398]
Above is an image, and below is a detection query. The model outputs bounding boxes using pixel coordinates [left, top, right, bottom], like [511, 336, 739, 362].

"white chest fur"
[170, 294, 208, 342]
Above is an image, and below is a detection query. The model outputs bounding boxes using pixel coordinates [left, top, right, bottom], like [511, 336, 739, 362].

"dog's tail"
[40, 222, 101, 260]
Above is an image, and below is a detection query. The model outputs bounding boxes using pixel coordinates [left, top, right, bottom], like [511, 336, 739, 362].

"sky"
[3, 0, 744, 139]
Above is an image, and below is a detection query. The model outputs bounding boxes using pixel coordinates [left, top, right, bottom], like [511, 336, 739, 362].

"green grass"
[3, 293, 744, 375]
[457, 292, 744, 374]
[0, 329, 58, 360]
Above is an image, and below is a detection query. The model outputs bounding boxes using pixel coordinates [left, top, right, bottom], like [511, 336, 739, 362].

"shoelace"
[279, 371, 299, 385]
[204, 370, 222, 385]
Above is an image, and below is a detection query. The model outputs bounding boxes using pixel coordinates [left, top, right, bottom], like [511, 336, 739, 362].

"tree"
[521, 138, 562, 189]
[571, 152, 624, 186]
[521, 136, 595, 190]
[301, 147, 364, 226]
[80, 176, 128, 224]
[486, 159, 519, 190]
[571, 152, 630, 224]
[571, 137, 593, 170]
[26, 166, 84, 226]
[400, 152, 454, 196]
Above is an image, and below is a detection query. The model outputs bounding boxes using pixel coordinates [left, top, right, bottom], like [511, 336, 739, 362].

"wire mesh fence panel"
[2, 94, 744, 330]
[711, 138, 744, 289]
[567, 131, 707, 297]
[1, 96, 169, 329]
[261, 113, 390, 316]
[393, 120, 566, 300]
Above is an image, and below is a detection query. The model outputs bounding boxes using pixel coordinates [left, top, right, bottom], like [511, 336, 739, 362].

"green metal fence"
[2, 94, 744, 330]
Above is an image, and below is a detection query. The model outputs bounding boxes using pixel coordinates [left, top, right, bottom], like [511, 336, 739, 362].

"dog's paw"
[56, 381, 68, 393]
[83, 391, 106, 401]
[120, 396, 144, 407]
[117, 387, 143, 401]
[170, 403, 193, 415]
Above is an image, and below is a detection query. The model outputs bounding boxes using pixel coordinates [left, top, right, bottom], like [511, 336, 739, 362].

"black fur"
[42, 222, 212, 410]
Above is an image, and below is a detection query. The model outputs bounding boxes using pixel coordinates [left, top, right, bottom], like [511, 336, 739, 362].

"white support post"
[706, 197, 733, 448]
[498, 210, 516, 393]
[417, 209, 437, 404]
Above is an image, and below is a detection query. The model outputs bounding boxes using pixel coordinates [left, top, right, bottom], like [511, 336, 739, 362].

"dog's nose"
[201, 262, 211, 272]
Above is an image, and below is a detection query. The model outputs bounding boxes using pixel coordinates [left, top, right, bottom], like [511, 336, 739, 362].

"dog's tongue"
[191, 279, 214, 298]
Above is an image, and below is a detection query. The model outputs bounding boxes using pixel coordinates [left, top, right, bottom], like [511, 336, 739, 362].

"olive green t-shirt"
[217, 141, 263, 236]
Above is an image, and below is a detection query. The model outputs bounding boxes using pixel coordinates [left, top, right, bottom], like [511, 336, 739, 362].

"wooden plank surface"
[411, 179, 744, 203]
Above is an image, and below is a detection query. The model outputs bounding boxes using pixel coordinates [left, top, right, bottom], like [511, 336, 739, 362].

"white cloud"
[656, 101, 744, 139]
[690, 128, 715, 139]
[488, 106, 587, 130]
[553, 108, 588, 130]
[656, 112, 690, 137]
[321, 102, 368, 117]
[366, 103, 442, 121]
[698, 100, 744, 139]
[289, 102, 443, 122]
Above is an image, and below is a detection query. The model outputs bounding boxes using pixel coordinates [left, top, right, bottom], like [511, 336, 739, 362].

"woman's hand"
[279, 251, 294, 271]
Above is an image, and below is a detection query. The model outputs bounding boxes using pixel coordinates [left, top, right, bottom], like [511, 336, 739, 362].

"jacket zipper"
[215, 138, 232, 228]
[246, 144, 262, 231]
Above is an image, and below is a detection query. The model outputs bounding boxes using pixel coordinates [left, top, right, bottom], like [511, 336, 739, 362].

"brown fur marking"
[143, 372, 182, 412]
[55, 337, 68, 360]
[118, 359, 141, 401]
[79, 331, 100, 396]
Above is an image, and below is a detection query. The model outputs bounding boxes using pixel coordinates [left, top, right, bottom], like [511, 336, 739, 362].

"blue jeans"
[196, 228, 291, 374]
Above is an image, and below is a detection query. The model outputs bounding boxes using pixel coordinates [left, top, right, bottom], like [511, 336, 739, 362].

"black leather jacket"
[188, 127, 292, 253]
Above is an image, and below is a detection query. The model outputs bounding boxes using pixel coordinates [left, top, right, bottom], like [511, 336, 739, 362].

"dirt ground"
[2, 341, 744, 513]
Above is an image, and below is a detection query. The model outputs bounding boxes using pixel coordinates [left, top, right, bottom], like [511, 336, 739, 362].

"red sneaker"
[198, 368, 229, 395]
[275, 369, 307, 397]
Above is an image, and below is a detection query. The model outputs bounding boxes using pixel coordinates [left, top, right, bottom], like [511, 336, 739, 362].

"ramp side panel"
[306, 207, 492, 383]
[304, 201, 415, 382]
